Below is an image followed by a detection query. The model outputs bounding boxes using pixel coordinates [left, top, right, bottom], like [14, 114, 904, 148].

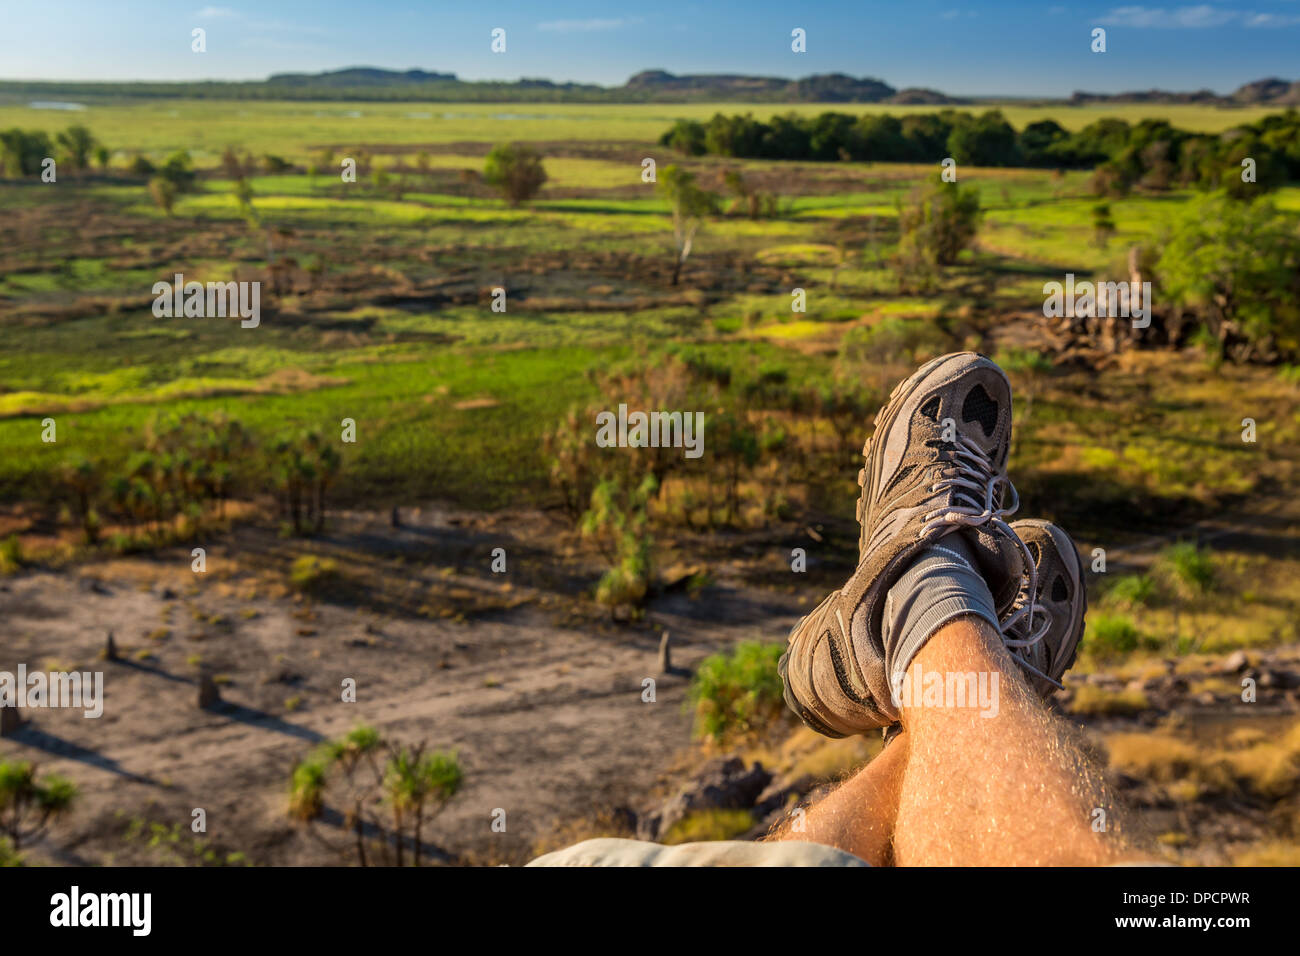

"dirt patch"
[0, 505, 807, 866]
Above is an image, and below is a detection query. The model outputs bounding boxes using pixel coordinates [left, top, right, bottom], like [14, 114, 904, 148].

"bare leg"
[892, 616, 1136, 866]
[766, 729, 909, 866]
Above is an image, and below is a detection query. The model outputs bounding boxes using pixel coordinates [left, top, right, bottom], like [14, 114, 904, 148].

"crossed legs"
[769, 615, 1136, 866]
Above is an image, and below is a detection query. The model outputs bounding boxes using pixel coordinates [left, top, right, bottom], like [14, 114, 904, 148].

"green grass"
[0, 100, 1280, 161]
[660, 808, 756, 844]
[688, 642, 787, 743]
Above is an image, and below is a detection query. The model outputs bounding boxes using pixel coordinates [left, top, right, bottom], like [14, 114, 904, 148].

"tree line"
[659, 109, 1300, 191]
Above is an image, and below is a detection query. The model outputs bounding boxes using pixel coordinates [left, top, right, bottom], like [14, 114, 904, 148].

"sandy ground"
[0, 505, 808, 866]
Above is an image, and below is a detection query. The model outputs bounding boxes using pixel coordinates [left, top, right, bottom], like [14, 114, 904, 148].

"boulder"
[636, 757, 772, 842]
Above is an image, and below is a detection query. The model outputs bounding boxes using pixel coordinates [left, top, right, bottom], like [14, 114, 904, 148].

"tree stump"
[105, 630, 119, 662]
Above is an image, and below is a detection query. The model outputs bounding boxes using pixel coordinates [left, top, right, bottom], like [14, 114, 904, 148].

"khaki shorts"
[526, 837, 869, 867]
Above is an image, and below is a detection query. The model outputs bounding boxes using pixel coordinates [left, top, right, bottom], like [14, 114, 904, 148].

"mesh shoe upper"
[1002, 519, 1088, 697]
[780, 352, 1027, 736]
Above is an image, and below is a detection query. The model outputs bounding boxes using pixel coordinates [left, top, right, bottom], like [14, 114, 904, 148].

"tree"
[1156, 192, 1300, 362]
[60, 455, 101, 543]
[482, 142, 547, 206]
[947, 111, 1020, 167]
[289, 726, 462, 866]
[659, 119, 707, 156]
[55, 125, 98, 174]
[156, 151, 197, 192]
[0, 129, 53, 177]
[582, 475, 658, 618]
[148, 176, 177, 216]
[893, 175, 981, 291]
[657, 164, 718, 285]
[0, 760, 77, 855]
[1092, 202, 1117, 249]
[1019, 119, 1070, 167]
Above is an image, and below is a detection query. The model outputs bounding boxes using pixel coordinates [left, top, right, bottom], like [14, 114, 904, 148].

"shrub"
[156, 151, 197, 191]
[659, 118, 707, 156]
[582, 475, 658, 617]
[148, 176, 177, 216]
[0, 760, 77, 853]
[662, 809, 755, 844]
[0, 836, 20, 867]
[54, 124, 98, 173]
[262, 154, 293, 173]
[840, 317, 950, 374]
[483, 142, 547, 206]
[289, 725, 462, 866]
[1158, 541, 1215, 596]
[1087, 614, 1141, 656]
[688, 642, 786, 743]
[290, 555, 341, 595]
[1155, 192, 1300, 362]
[0, 535, 23, 574]
[1107, 573, 1157, 607]
[0, 128, 53, 176]
[893, 176, 981, 290]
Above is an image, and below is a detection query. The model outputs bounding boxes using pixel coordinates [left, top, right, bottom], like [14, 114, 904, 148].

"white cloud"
[1097, 5, 1300, 28]
[1243, 12, 1300, 27]
[537, 17, 642, 33]
[196, 6, 238, 17]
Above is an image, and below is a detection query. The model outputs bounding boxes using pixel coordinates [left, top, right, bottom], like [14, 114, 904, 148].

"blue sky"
[1, 1, 1297, 96]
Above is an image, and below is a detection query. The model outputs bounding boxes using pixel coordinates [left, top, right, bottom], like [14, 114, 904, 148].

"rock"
[1223, 650, 1249, 673]
[753, 773, 815, 817]
[158, 586, 177, 600]
[636, 757, 773, 842]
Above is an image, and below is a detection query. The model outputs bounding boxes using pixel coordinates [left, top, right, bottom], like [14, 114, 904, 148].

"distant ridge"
[0, 67, 1292, 107]
[1070, 77, 1300, 107]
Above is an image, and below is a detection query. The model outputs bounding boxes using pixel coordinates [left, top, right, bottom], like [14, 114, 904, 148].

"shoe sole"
[1016, 518, 1088, 678]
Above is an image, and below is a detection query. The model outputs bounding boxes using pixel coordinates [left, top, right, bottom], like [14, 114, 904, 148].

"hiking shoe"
[779, 352, 1026, 737]
[1001, 519, 1087, 697]
[876, 519, 1088, 747]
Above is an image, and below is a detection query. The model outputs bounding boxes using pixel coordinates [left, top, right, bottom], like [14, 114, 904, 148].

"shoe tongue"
[961, 526, 1024, 615]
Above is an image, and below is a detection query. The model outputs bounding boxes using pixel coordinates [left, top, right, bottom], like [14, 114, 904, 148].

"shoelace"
[919, 435, 1054, 686]
[1001, 592, 1061, 689]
